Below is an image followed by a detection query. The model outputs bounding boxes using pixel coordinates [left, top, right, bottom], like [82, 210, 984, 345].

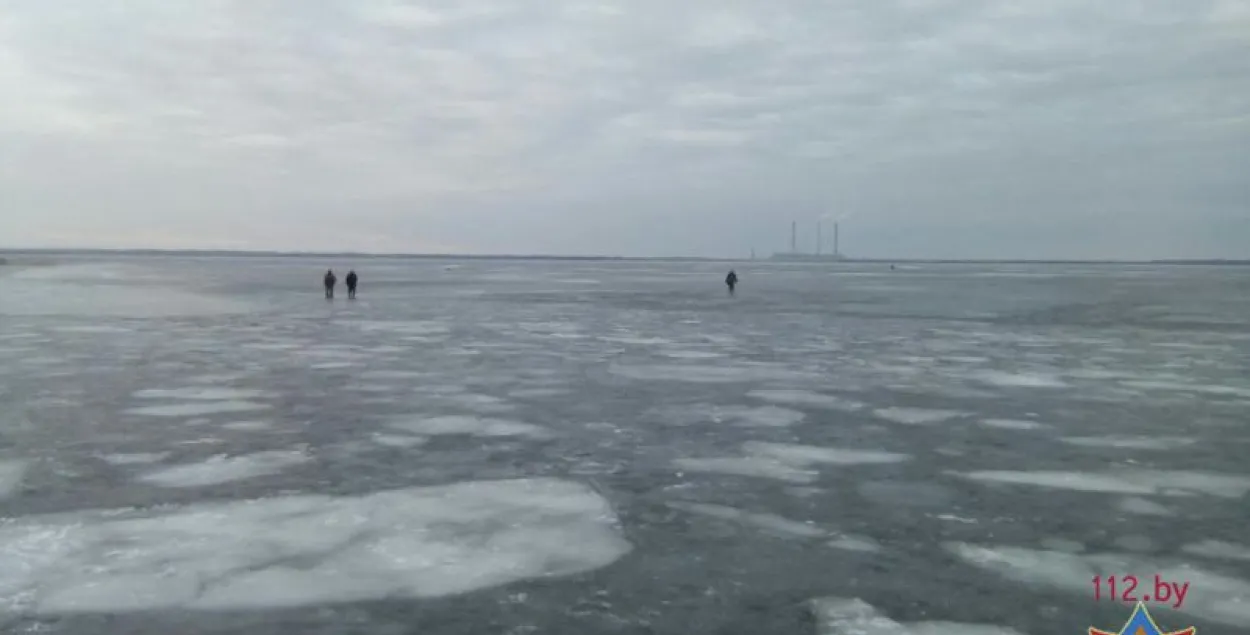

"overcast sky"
[1, 0, 1247, 258]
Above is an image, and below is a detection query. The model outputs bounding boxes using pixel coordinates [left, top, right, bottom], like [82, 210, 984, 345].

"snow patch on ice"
[747, 389, 864, 411]
[127, 401, 270, 418]
[389, 416, 549, 439]
[0, 460, 27, 498]
[1183, 540, 1250, 563]
[873, 407, 964, 425]
[668, 502, 826, 538]
[958, 469, 1250, 498]
[99, 453, 169, 466]
[946, 542, 1250, 627]
[0, 478, 630, 613]
[809, 597, 1025, 635]
[1060, 436, 1196, 450]
[137, 451, 310, 488]
[980, 418, 1046, 430]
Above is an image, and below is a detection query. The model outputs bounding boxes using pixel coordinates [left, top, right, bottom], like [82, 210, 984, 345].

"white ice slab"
[873, 408, 964, 425]
[0, 460, 27, 499]
[0, 478, 631, 613]
[747, 389, 864, 411]
[133, 388, 268, 401]
[389, 416, 549, 439]
[980, 418, 1046, 430]
[827, 535, 883, 554]
[126, 401, 270, 418]
[508, 388, 572, 399]
[1183, 540, 1250, 563]
[99, 453, 169, 466]
[1059, 436, 1196, 450]
[810, 597, 1025, 635]
[137, 451, 310, 488]
[668, 502, 826, 538]
[652, 404, 806, 428]
[946, 542, 1250, 627]
[958, 469, 1250, 498]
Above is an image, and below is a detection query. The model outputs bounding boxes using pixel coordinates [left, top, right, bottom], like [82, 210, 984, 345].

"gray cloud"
[0, 0, 1246, 257]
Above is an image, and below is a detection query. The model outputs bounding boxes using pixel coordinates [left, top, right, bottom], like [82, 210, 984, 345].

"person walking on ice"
[725, 270, 738, 296]
[346, 270, 359, 299]
[323, 269, 337, 299]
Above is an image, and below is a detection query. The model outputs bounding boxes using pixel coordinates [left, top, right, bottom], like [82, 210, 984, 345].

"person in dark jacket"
[346, 270, 359, 299]
[324, 269, 337, 299]
[725, 270, 738, 295]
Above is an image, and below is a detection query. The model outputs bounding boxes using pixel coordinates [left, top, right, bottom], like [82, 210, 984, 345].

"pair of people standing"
[324, 269, 358, 299]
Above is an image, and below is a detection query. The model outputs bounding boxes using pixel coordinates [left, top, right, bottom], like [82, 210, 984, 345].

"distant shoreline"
[0, 248, 1247, 266]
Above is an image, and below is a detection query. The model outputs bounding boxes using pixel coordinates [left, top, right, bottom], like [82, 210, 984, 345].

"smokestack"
[816, 219, 822, 255]
[790, 221, 796, 253]
[834, 222, 840, 257]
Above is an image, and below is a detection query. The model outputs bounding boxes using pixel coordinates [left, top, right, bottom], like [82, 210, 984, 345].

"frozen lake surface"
[1, 256, 1248, 635]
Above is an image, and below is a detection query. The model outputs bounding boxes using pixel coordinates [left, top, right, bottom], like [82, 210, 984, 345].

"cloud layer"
[1, 0, 1247, 257]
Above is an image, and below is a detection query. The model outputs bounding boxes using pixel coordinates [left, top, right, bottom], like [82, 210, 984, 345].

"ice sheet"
[946, 542, 1250, 627]
[608, 363, 819, 384]
[222, 421, 273, 432]
[99, 453, 169, 466]
[980, 418, 1046, 430]
[0, 478, 631, 613]
[745, 442, 910, 466]
[371, 433, 427, 448]
[133, 388, 268, 401]
[674, 457, 817, 484]
[810, 597, 1025, 635]
[971, 371, 1068, 388]
[137, 451, 311, 487]
[1116, 497, 1174, 516]
[0, 460, 27, 499]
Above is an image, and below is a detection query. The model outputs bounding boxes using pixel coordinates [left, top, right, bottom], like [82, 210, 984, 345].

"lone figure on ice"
[725, 270, 738, 296]
[323, 269, 337, 299]
[346, 270, 359, 299]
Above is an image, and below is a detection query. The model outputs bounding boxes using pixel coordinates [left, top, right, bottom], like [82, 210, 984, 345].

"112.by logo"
[1089, 601, 1195, 635]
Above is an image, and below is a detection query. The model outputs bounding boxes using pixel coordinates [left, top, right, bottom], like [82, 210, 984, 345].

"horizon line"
[2, 247, 1248, 265]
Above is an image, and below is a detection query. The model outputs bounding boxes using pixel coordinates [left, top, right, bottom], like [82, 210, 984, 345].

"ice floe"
[126, 401, 270, 418]
[809, 597, 1026, 635]
[651, 404, 806, 428]
[388, 416, 549, 439]
[1182, 540, 1250, 563]
[99, 453, 169, 466]
[957, 469, 1250, 498]
[873, 407, 965, 425]
[675, 442, 909, 484]
[133, 387, 268, 401]
[137, 451, 311, 488]
[222, 421, 273, 432]
[980, 418, 1046, 430]
[1059, 436, 1196, 450]
[827, 535, 883, 553]
[747, 389, 864, 411]
[1116, 497, 1174, 516]
[608, 363, 819, 384]
[971, 370, 1068, 388]
[0, 478, 630, 613]
[371, 433, 427, 448]
[946, 542, 1250, 627]
[668, 502, 826, 538]
[0, 460, 27, 499]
